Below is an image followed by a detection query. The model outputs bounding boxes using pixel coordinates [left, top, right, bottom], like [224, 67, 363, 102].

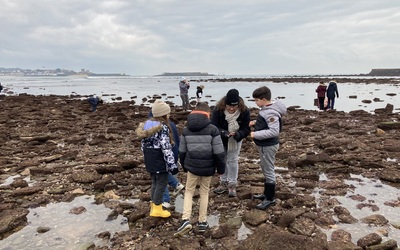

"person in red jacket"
[315, 82, 327, 110]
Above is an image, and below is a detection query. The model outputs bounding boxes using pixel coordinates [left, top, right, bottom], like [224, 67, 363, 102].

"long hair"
[215, 96, 248, 113]
[151, 115, 174, 145]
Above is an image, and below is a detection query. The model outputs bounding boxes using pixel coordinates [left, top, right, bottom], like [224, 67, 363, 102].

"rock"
[357, 233, 382, 248]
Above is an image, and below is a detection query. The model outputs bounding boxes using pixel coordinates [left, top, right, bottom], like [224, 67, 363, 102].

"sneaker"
[213, 184, 228, 194]
[174, 220, 192, 237]
[172, 183, 185, 197]
[162, 202, 171, 208]
[198, 221, 209, 233]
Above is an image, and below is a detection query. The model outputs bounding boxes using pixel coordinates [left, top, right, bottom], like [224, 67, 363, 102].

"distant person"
[179, 77, 190, 111]
[326, 80, 339, 110]
[315, 81, 327, 110]
[0, 82, 3, 92]
[196, 85, 205, 103]
[174, 102, 226, 237]
[212, 89, 251, 197]
[87, 95, 103, 112]
[135, 100, 179, 218]
[250, 86, 286, 210]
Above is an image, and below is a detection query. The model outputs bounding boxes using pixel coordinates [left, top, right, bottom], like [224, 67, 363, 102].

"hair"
[252, 86, 271, 101]
[151, 115, 174, 145]
[195, 102, 211, 113]
[215, 96, 247, 112]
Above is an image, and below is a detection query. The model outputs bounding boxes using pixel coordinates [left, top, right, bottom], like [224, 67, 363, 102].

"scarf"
[224, 109, 240, 151]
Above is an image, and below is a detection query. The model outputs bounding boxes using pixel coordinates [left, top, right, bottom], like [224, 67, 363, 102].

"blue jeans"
[327, 98, 335, 109]
[162, 173, 179, 202]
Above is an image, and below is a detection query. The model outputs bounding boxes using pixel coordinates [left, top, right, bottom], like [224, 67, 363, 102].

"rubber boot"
[150, 204, 171, 218]
[252, 182, 267, 200]
[149, 202, 154, 215]
[256, 183, 276, 210]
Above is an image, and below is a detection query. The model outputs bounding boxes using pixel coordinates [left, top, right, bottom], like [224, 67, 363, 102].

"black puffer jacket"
[179, 111, 226, 176]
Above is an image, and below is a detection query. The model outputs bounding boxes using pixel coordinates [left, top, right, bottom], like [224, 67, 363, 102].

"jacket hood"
[262, 99, 287, 116]
[136, 120, 162, 139]
[187, 112, 210, 132]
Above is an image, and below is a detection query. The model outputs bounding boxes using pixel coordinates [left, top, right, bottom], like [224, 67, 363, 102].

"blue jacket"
[326, 82, 339, 98]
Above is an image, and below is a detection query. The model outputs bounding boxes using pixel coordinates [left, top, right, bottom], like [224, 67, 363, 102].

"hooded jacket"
[326, 81, 339, 98]
[253, 99, 287, 147]
[136, 120, 178, 174]
[316, 83, 327, 98]
[179, 111, 226, 176]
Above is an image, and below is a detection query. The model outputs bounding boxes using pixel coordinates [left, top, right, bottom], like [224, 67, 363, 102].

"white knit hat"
[152, 100, 171, 117]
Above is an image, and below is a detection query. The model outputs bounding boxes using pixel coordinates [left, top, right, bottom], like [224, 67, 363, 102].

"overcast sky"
[1, 0, 399, 76]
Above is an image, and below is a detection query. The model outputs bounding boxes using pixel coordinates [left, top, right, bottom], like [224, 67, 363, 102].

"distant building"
[368, 68, 400, 76]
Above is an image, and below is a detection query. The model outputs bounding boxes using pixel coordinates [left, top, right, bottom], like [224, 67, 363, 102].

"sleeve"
[233, 109, 251, 142]
[178, 134, 187, 172]
[211, 132, 226, 174]
[160, 126, 178, 173]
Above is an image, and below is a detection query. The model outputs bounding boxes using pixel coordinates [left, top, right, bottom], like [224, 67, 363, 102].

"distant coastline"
[155, 72, 215, 77]
[0, 67, 127, 77]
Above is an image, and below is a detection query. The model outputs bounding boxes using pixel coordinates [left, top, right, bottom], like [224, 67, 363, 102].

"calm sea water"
[1, 75, 400, 112]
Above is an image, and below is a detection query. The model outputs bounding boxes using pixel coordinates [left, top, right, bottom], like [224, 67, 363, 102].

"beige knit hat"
[152, 100, 170, 117]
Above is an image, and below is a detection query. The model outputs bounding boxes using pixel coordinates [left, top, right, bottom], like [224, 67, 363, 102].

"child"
[136, 100, 179, 218]
[174, 102, 226, 236]
[196, 85, 205, 103]
[249, 86, 287, 210]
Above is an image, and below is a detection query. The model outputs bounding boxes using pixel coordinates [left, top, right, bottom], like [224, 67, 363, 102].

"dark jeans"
[327, 98, 335, 109]
[150, 172, 169, 205]
[318, 97, 325, 110]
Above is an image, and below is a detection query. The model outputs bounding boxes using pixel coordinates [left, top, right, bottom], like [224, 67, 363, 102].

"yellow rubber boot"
[150, 204, 171, 218]
[149, 202, 154, 215]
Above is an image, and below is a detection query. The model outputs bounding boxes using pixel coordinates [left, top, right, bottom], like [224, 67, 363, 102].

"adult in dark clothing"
[88, 95, 103, 112]
[211, 89, 251, 197]
[326, 81, 339, 110]
[315, 81, 327, 110]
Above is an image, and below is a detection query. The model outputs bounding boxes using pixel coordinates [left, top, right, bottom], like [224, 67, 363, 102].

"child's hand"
[249, 120, 256, 126]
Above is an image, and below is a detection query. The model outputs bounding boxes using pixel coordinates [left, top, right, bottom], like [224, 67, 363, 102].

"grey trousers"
[257, 144, 279, 183]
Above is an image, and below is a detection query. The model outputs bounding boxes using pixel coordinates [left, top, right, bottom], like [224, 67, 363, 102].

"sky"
[1, 0, 399, 76]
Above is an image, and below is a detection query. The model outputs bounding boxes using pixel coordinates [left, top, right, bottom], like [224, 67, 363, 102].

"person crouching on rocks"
[88, 94, 103, 112]
[135, 100, 179, 218]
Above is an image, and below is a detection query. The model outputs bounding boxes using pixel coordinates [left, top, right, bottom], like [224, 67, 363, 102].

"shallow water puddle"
[319, 174, 400, 243]
[0, 195, 133, 249]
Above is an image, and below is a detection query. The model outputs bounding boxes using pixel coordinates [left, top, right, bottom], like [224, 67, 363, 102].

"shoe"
[213, 183, 228, 194]
[174, 220, 192, 237]
[198, 221, 209, 233]
[150, 204, 171, 218]
[162, 202, 171, 208]
[228, 183, 237, 197]
[252, 194, 265, 200]
[172, 183, 185, 197]
[256, 199, 276, 210]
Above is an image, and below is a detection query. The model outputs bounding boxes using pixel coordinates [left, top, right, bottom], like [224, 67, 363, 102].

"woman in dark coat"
[211, 89, 250, 197]
[326, 81, 339, 110]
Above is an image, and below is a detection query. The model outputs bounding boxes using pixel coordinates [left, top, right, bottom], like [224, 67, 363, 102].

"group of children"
[136, 85, 287, 237]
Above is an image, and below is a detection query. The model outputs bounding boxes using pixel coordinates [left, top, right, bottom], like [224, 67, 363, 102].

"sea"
[1, 75, 400, 113]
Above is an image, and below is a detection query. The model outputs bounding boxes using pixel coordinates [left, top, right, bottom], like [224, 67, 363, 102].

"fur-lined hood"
[135, 120, 163, 139]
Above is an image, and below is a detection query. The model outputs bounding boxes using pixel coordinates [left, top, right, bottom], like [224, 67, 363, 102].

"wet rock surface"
[0, 93, 400, 249]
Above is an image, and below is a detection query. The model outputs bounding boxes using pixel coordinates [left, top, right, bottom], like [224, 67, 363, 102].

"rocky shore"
[1, 93, 400, 250]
